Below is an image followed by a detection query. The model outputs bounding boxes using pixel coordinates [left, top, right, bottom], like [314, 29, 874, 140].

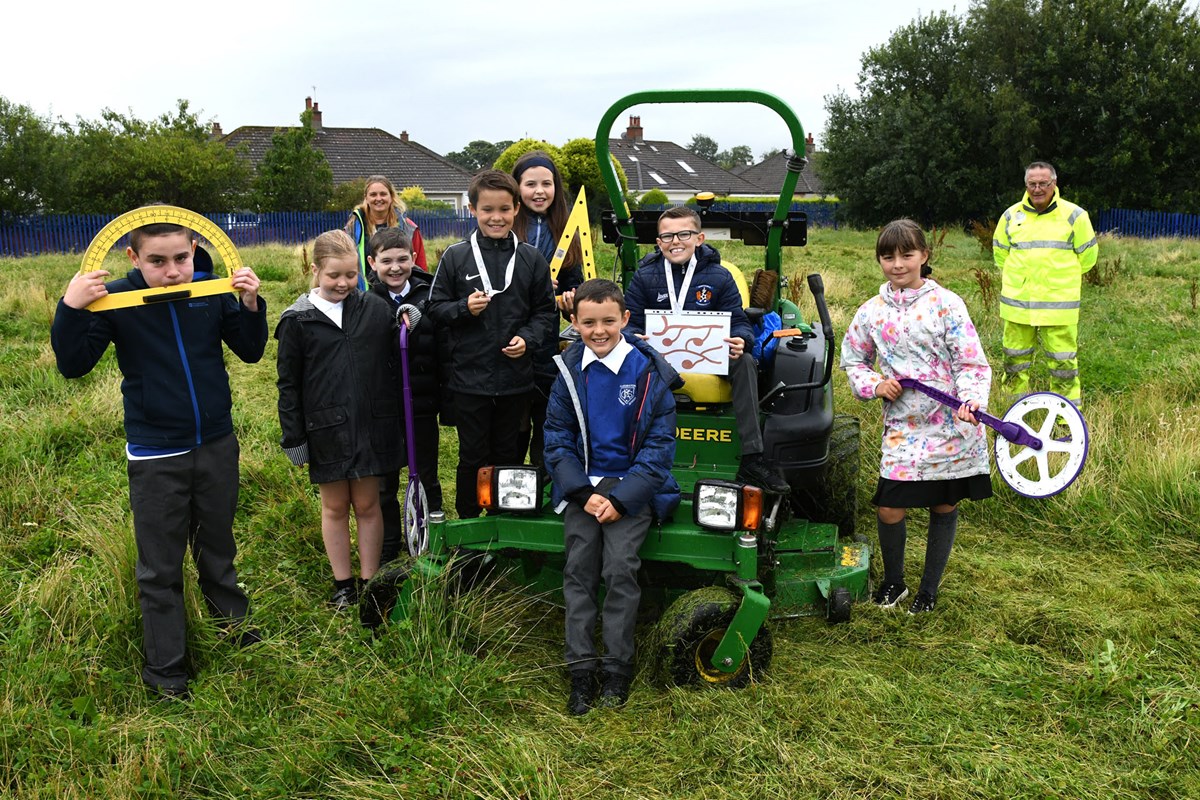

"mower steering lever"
[896, 378, 1043, 450]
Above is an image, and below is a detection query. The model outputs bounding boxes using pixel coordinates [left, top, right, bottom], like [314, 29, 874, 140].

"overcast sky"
[3, 0, 967, 161]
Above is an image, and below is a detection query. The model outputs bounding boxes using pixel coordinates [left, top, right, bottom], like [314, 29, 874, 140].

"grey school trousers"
[127, 434, 249, 690]
[562, 477, 652, 678]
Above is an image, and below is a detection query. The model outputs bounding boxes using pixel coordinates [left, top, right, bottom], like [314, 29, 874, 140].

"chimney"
[625, 115, 643, 142]
[305, 96, 313, 112]
[400, 130, 409, 143]
[805, 133, 815, 156]
[311, 101, 322, 131]
[210, 121, 223, 139]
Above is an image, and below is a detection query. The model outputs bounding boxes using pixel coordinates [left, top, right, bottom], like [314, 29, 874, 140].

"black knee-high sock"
[920, 508, 959, 597]
[876, 516, 907, 586]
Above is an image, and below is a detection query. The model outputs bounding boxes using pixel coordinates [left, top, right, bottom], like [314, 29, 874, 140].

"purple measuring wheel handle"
[399, 323, 421, 478]
[896, 378, 1043, 449]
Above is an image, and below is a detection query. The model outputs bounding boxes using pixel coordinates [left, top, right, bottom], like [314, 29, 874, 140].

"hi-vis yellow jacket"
[993, 189, 1098, 326]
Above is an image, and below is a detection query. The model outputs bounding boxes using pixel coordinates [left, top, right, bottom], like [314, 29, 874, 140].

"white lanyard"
[470, 230, 517, 297]
[664, 254, 698, 313]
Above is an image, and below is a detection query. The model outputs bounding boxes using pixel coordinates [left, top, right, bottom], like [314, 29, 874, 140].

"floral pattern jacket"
[841, 279, 992, 481]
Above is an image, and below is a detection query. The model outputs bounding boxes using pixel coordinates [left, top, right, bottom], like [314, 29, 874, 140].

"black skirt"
[871, 474, 993, 508]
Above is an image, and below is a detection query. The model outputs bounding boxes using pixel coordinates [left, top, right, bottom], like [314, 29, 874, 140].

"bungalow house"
[218, 98, 473, 209]
[609, 116, 765, 203]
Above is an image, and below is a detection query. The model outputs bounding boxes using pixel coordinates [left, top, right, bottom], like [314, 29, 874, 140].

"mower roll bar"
[595, 89, 807, 284]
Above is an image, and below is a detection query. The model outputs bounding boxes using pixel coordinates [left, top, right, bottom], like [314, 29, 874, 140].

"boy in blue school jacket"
[543, 279, 681, 716]
[51, 220, 267, 701]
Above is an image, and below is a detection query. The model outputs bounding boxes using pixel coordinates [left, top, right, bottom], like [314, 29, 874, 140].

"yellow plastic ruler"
[78, 206, 242, 312]
[548, 187, 596, 282]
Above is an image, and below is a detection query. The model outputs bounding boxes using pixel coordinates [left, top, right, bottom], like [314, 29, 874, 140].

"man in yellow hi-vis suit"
[993, 161, 1097, 405]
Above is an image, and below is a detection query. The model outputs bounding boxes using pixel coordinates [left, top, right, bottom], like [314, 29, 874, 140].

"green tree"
[253, 109, 334, 212]
[60, 100, 252, 214]
[824, 0, 1200, 226]
[328, 177, 367, 212]
[636, 188, 670, 208]
[715, 145, 754, 171]
[559, 137, 627, 211]
[686, 134, 719, 162]
[0, 97, 63, 215]
[398, 186, 453, 211]
[493, 139, 567, 182]
[445, 139, 515, 172]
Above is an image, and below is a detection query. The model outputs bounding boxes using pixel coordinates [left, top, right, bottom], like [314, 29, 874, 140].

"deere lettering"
[675, 427, 732, 442]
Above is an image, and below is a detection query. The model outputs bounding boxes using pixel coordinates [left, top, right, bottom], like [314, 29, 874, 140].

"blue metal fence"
[0, 210, 481, 257]
[5, 204, 1198, 257]
[1094, 208, 1200, 239]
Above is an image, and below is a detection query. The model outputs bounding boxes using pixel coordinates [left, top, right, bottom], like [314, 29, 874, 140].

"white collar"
[581, 335, 634, 373]
[389, 282, 411, 302]
[308, 288, 344, 312]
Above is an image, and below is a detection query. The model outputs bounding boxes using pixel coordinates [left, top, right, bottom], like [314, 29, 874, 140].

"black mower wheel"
[654, 587, 772, 689]
[789, 414, 860, 539]
[827, 586, 852, 624]
[359, 560, 412, 629]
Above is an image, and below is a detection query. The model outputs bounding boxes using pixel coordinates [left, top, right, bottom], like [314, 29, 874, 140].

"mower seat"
[675, 262, 750, 405]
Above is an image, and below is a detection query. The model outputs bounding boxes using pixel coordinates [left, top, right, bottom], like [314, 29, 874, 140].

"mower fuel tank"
[761, 324, 834, 470]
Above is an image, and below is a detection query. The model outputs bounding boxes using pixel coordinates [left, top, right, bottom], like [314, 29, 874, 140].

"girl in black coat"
[276, 230, 402, 609]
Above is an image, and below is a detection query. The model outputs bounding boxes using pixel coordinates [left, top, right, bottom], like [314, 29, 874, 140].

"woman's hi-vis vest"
[993, 190, 1098, 326]
[351, 207, 419, 290]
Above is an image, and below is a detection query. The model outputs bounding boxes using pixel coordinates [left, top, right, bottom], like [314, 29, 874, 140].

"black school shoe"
[908, 591, 937, 615]
[329, 583, 359, 610]
[737, 455, 790, 494]
[150, 683, 190, 703]
[597, 672, 631, 709]
[872, 582, 909, 609]
[567, 670, 598, 716]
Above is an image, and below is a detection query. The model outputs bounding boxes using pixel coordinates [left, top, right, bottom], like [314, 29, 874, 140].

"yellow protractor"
[548, 187, 596, 282]
[79, 205, 242, 312]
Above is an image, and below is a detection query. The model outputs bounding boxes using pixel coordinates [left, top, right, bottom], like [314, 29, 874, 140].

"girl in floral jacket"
[840, 219, 992, 615]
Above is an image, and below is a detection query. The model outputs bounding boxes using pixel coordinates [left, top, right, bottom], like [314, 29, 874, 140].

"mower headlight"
[693, 480, 763, 532]
[477, 466, 543, 512]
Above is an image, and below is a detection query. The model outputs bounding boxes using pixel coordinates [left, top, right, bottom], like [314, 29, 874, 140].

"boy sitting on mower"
[624, 206, 789, 494]
[544, 279, 682, 715]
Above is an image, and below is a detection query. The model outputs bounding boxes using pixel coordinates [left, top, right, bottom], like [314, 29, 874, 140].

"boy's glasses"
[1025, 181, 1054, 190]
[656, 230, 699, 243]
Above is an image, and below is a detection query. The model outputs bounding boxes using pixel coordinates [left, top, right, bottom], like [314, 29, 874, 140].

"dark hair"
[469, 169, 519, 206]
[129, 222, 190, 254]
[368, 226, 412, 257]
[658, 205, 702, 230]
[512, 151, 578, 268]
[572, 278, 626, 315]
[876, 219, 932, 277]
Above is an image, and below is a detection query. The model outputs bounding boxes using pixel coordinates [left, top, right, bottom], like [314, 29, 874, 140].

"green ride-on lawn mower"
[362, 89, 868, 689]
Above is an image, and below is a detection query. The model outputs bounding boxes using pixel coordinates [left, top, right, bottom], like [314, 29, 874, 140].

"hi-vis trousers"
[1002, 321, 1081, 404]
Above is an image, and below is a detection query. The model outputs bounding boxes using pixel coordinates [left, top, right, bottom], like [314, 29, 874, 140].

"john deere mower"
[362, 89, 868, 689]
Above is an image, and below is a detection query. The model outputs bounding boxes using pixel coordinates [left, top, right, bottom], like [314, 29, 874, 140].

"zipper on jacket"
[168, 304, 204, 446]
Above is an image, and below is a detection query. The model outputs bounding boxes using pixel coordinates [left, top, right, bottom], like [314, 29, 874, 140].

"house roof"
[608, 137, 766, 197]
[737, 150, 826, 196]
[221, 125, 472, 193]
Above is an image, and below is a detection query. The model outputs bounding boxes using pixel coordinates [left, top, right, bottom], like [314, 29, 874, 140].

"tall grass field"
[1, 227, 1198, 798]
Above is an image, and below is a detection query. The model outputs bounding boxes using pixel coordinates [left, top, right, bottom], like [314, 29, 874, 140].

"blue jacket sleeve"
[220, 295, 269, 364]
[543, 370, 593, 501]
[714, 269, 754, 346]
[51, 300, 113, 378]
[624, 269, 650, 336]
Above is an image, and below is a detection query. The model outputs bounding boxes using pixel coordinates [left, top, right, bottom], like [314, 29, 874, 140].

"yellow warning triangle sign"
[548, 187, 596, 282]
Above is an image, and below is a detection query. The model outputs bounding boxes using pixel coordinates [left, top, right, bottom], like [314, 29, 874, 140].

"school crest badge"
[618, 384, 636, 406]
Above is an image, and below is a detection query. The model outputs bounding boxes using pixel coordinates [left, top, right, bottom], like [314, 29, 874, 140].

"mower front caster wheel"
[654, 587, 772, 689]
[826, 586, 851, 624]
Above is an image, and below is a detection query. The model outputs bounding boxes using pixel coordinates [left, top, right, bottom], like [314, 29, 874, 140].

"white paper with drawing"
[645, 311, 731, 375]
